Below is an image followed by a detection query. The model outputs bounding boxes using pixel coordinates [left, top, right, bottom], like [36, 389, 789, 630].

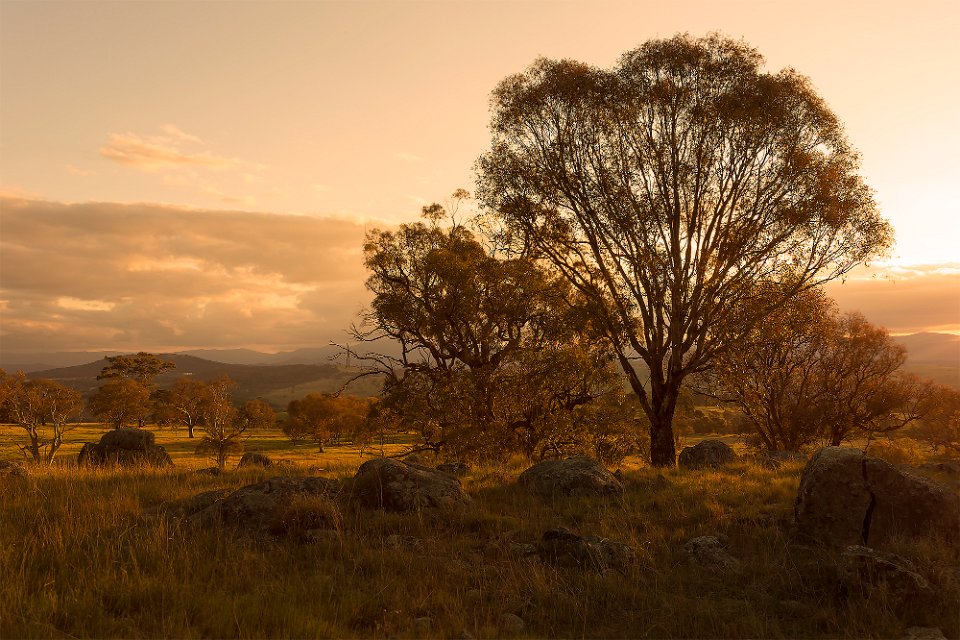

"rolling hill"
[26, 354, 383, 407]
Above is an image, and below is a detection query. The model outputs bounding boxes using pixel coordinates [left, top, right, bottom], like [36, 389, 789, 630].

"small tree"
[97, 352, 176, 385]
[348, 198, 618, 462]
[710, 289, 928, 449]
[195, 377, 244, 469]
[155, 376, 209, 438]
[87, 378, 152, 430]
[909, 384, 960, 457]
[237, 399, 276, 432]
[283, 393, 367, 452]
[0, 371, 83, 464]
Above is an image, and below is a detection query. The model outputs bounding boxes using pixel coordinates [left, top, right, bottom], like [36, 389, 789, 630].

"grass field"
[0, 422, 414, 471]
[0, 425, 957, 638]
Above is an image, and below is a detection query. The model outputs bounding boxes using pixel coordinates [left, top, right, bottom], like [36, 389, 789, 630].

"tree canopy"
[478, 34, 893, 466]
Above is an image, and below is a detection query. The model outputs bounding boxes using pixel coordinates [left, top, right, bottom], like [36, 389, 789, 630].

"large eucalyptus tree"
[478, 34, 892, 466]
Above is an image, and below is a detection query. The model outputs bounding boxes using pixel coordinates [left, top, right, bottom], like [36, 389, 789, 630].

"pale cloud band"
[0, 196, 371, 353]
[0, 195, 956, 355]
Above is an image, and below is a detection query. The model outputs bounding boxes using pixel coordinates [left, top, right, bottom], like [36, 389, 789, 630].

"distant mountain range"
[3, 352, 383, 408]
[1, 332, 957, 398]
[0, 345, 350, 372]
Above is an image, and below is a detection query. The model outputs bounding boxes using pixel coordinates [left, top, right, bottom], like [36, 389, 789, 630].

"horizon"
[1, 0, 958, 353]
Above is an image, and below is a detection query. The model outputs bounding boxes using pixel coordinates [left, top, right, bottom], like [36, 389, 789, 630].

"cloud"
[825, 263, 960, 334]
[0, 196, 372, 353]
[100, 128, 248, 172]
[66, 164, 95, 177]
[394, 151, 423, 163]
[160, 124, 203, 144]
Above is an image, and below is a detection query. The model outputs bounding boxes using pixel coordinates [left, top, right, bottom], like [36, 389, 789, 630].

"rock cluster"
[78, 429, 172, 468]
[683, 535, 741, 572]
[794, 447, 959, 546]
[352, 458, 471, 511]
[536, 526, 637, 573]
[518, 456, 623, 497]
[0, 460, 27, 478]
[187, 476, 342, 533]
[678, 439, 737, 469]
[237, 452, 273, 468]
[840, 545, 932, 602]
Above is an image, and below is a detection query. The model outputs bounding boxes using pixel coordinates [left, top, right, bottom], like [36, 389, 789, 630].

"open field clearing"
[1, 444, 957, 639]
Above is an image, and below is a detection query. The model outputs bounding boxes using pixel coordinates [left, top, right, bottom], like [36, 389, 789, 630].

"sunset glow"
[1, 0, 958, 353]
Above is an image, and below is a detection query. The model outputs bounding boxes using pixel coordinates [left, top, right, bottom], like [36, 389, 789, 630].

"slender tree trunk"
[647, 376, 680, 467]
[187, 423, 195, 439]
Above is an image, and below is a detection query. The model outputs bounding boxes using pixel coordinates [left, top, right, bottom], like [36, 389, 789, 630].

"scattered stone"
[302, 529, 340, 543]
[351, 458, 471, 512]
[187, 476, 341, 534]
[195, 466, 222, 476]
[412, 617, 433, 633]
[902, 627, 947, 640]
[683, 536, 741, 572]
[920, 461, 960, 476]
[498, 613, 525, 634]
[458, 628, 476, 640]
[238, 451, 273, 468]
[402, 453, 430, 466]
[841, 545, 932, 602]
[78, 429, 173, 468]
[145, 488, 231, 519]
[651, 473, 672, 489]
[794, 447, 960, 546]
[678, 440, 738, 469]
[384, 534, 424, 551]
[518, 456, 623, 498]
[436, 461, 470, 477]
[0, 460, 27, 478]
[509, 542, 539, 559]
[537, 527, 637, 573]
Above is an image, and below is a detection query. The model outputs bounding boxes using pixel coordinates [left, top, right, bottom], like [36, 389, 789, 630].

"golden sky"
[1, 0, 958, 352]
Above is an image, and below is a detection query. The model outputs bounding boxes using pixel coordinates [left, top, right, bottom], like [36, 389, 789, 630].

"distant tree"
[0, 370, 83, 464]
[710, 288, 928, 449]
[98, 352, 176, 385]
[283, 393, 368, 452]
[478, 34, 893, 465]
[87, 379, 152, 431]
[910, 384, 960, 457]
[195, 376, 244, 469]
[155, 376, 209, 438]
[237, 399, 276, 432]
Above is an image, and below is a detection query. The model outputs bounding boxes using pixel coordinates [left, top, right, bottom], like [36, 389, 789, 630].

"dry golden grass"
[0, 428, 957, 638]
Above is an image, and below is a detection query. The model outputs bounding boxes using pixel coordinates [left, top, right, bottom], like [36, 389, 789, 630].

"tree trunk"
[648, 415, 677, 467]
[187, 424, 195, 439]
[646, 373, 681, 467]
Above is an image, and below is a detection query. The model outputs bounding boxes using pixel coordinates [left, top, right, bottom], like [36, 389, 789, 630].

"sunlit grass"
[1, 446, 956, 638]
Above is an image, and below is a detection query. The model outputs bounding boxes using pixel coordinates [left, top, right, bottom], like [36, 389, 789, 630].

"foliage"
[238, 398, 277, 432]
[194, 376, 246, 468]
[909, 383, 960, 457]
[282, 393, 370, 452]
[0, 370, 83, 463]
[477, 34, 893, 465]
[152, 376, 208, 437]
[709, 288, 930, 450]
[87, 378, 152, 430]
[349, 198, 623, 462]
[97, 352, 176, 385]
